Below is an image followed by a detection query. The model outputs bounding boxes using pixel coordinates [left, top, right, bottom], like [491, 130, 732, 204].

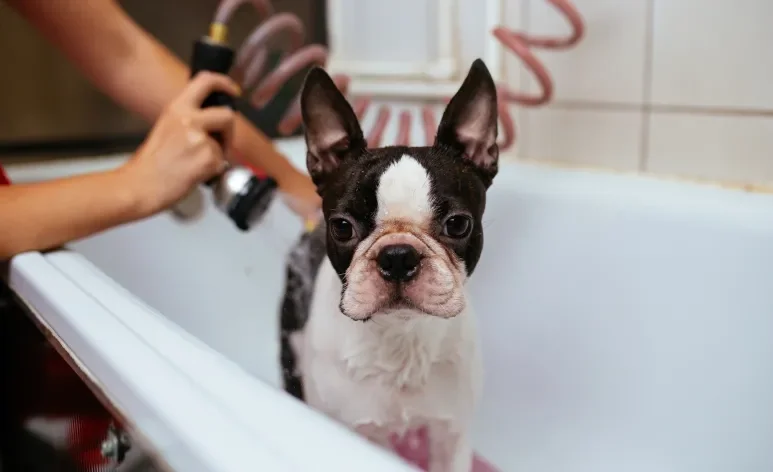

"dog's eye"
[443, 215, 472, 238]
[330, 218, 354, 241]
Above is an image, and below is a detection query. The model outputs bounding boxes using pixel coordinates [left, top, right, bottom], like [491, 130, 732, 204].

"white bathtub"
[8, 138, 773, 471]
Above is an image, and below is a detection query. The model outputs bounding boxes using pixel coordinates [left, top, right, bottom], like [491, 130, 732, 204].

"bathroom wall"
[510, 0, 773, 186]
[330, 0, 773, 187]
[4, 0, 771, 188]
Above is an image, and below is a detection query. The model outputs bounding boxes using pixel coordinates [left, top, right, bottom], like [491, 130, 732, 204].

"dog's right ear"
[300, 67, 366, 187]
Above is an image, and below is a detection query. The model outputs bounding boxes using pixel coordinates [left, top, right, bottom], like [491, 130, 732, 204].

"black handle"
[189, 37, 236, 186]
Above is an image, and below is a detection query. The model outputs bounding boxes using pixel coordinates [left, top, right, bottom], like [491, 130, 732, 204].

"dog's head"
[300, 59, 498, 321]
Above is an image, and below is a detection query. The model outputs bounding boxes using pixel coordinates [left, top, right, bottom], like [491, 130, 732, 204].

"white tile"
[503, 0, 528, 89]
[518, 106, 644, 170]
[647, 112, 773, 184]
[509, 0, 649, 105]
[651, 0, 773, 110]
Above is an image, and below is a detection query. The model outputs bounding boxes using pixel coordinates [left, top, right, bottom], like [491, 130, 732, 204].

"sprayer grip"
[190, 38, 235, 108]
[190, 37, 236, 133]
[189, 37, 236, 186]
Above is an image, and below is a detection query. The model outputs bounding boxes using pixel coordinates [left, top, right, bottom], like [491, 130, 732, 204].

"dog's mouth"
[382, 290, 431, 316]
[341, 282, 454, 322]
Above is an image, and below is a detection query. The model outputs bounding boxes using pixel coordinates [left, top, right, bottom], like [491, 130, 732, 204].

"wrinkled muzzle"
[340, 226, 467, 321]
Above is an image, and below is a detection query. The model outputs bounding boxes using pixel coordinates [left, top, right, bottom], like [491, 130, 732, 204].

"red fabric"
[13, 333, 113, 469]
[43, 348, 112, 468]
[0, 164, 10, 185]
[66, 416, 112, 469]
[232, 150, 267, 179]
[249, 163, 267, 179]
[2, 218, 114, 469]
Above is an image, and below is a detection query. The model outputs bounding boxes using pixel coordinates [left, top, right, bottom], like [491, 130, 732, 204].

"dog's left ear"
[435, 59, 499, 185]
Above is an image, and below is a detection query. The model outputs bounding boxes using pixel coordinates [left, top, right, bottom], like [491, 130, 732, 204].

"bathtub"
[7, 138, 773, 472]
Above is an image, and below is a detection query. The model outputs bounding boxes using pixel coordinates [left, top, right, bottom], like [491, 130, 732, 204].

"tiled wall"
[506, 0, 773, 185]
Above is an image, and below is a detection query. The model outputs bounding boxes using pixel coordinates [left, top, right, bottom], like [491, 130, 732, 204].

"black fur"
[278, 222, 327, 401]
[278, 59, 499, 400]
[301, 59, 499, 281]
[317, 145, 491, 280]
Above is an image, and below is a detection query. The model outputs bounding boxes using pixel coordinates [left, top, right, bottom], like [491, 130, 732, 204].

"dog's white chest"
[295, 260, 482, 435]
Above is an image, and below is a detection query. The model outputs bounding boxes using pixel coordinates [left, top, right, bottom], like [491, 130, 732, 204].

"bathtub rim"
[4, 250, 417, 472]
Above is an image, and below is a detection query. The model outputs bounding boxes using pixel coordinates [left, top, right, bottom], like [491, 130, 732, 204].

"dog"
[278, 58, 499, 472]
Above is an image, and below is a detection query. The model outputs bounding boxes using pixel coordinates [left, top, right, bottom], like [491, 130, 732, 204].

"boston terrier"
[278, 59, 499, 472]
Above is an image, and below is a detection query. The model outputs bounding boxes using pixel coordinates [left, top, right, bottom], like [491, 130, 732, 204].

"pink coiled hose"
[212, 0, 583, 152]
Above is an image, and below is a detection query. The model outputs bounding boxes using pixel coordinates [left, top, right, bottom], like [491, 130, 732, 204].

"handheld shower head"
[188, 16, 279, 231]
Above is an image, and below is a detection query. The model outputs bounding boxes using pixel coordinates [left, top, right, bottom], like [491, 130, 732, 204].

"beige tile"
[511, 0, 649, 105]
[651, 0, 773, 110]
[517, 106, 643, 170]
[647, 112, 773, 184]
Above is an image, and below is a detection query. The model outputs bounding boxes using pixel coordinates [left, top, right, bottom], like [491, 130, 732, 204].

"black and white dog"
[279, 59, 499, 472]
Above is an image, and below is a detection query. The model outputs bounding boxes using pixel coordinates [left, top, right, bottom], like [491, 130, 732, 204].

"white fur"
[376, 155, 435, 227]
[297, 154, 483, 471]
[299, 260, 483, 472]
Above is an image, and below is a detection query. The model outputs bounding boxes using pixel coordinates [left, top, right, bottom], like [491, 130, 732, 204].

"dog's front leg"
[428, 422, 472, 472]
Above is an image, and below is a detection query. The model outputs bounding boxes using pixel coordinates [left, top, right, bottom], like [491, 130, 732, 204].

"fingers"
[168, 73, 239, 183]
[193, 107, 235, 132]
[176, 71, 241, 108]
[193, 107, 235, 156]
[198, 137, 229, 181]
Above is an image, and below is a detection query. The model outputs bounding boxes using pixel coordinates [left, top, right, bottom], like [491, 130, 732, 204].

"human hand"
[119, 71, 241, 216]
[277, 170, 322, 226]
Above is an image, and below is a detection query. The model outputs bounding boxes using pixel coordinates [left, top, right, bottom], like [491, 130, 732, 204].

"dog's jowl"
[278, 59, 499, 472]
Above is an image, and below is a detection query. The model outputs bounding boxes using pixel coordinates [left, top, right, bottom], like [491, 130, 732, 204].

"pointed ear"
[300, 67, 366, 188]
[435, 59, 499, 184]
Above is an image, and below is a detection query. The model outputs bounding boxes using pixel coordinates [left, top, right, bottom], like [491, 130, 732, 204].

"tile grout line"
[639, 0, 656, 171]
[543, 100, 773, 117]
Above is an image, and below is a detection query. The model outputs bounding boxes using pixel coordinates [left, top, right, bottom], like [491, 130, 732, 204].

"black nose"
[377, 244, 421, 282]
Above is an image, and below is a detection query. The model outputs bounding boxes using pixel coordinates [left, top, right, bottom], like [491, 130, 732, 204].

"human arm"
[0, 169, 147, 260]
[7, 0, 320, 218]
[0, 73, 239, 260]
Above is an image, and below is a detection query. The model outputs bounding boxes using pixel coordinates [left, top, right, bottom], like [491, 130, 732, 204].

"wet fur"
[277, 59, 498, 471]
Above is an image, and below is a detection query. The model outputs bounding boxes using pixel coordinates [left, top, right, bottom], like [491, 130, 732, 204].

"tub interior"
[70, 144, 773, 471]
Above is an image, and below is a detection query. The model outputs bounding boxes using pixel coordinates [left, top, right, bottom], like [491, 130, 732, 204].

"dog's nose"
[377, 244, 421, 282]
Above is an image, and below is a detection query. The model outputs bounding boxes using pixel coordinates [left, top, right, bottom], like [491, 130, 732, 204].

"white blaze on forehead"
[376, 155, 434, 226]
